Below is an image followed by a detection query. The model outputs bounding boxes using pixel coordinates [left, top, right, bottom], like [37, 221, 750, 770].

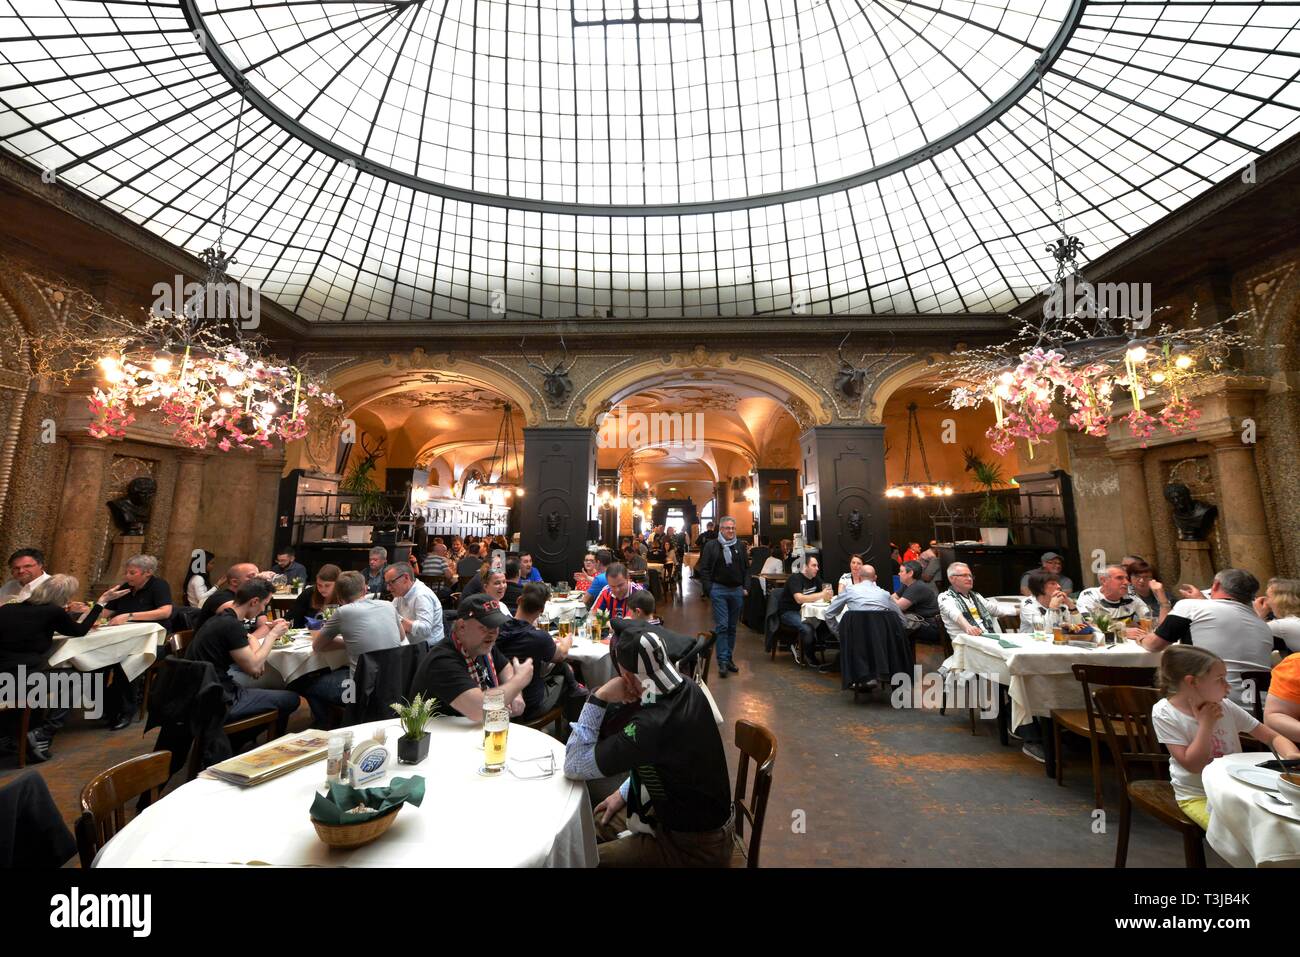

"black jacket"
[346, 642, 430, 724]
[696, 537, 749, 593]
[145, 657, 232, 782]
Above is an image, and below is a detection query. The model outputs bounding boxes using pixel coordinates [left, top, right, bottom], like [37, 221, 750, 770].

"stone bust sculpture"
[108, 476, 157, 537]
[1163, 481, 1217, 541]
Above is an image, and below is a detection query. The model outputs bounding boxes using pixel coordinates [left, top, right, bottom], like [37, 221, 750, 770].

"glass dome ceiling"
[1, 0, 1299, 323]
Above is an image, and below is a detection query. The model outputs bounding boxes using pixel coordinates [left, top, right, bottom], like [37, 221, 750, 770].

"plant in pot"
[391, 694, 439, 765]
[962, 448, 1011, 546]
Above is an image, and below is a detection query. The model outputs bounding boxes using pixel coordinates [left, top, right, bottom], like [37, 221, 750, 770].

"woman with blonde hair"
[1255, 577, 1300, 653]
[1152, 645, 1298, 829]
[0, 575, 127, 761]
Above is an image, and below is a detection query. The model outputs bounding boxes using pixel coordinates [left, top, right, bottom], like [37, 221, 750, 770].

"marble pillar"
[1176, 540, 1215, 591]
[1110, 449, 1156, 564]
[52, 434, 111, 590]
[162, 450, 208, 595]
[1209, 437, 1277, 582]
[249, 451, 286, 568]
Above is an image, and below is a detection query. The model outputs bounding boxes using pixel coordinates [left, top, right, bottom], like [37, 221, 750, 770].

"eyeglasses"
[508, 752, 556, 780]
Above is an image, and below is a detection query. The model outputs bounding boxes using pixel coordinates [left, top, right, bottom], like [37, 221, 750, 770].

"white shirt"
[393, 578, 443, 646]
[758, 556, 784, 594]
[1076, 587, 1148, 625]
[1159, 598, 1274, 704]
[187, 578, 216, 608]
[1018, 597, 1062, 634]
[937, 589, 1003, 641]
[1152, 697, 1257, 802]
[1270, 616, 1300, 654]
[0, 572, 50, 604]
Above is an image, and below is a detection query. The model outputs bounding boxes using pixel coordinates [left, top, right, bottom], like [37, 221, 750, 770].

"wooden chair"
[1, 703, 30, 768]
[418, 574, 446, 591]
[676, 631, 716, 683]
[75, 750, 172, 867]
[524, 705, 566, 740]
[140, 629, 193, 717]
[1053, 664, 1157, 810]
[732, 719, 777, 868]
[1092, 685, 1205, 868]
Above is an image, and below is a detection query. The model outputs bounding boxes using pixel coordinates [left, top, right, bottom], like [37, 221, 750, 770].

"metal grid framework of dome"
[1, 0, 1299, 323]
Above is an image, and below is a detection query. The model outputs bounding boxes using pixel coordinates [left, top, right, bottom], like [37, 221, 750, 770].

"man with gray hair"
[101, 554, 174, 730]
[824, 563, 903, 635]
[1141, 567, 1273, 704]
[383, 562, 443, 645]
[366, 547, 388, 596]
[696, 516, 748, 677]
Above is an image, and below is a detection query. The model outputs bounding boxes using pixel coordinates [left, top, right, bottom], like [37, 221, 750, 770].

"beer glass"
[480, 689, 509, 775]
[559, 615, 572, 640]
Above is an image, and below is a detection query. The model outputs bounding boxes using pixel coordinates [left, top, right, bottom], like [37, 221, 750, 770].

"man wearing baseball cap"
[563, 628, 733, 866]
[1019, 552, 1073, 596]
[409, 593, 534, 721]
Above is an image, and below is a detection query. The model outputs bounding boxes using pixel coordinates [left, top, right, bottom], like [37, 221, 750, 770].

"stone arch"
[575, 346, 832, 430]
[864, 353, 950, 424]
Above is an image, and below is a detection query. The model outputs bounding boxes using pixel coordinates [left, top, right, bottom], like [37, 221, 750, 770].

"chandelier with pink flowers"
[940, 66, 1260, 457]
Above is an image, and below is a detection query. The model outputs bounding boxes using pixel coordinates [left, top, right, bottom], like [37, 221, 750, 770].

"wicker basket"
[312, 805, 401, 849]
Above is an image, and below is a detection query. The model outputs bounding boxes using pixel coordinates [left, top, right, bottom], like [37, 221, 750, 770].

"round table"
[95, 717, 598, 867]
[265, 634, 348, 686]
[564, 634, 617, 685]
[1203, 752, 1300, 868]
[48, 622, 166, 681]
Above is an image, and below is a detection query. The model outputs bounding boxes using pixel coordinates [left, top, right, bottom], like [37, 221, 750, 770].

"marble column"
[1208, 436, 1277, 582]
[1110, 449, 1156, 565]
[52, 434, 111, 590]
[248, 450, 287, 569]
[162, 450, 209, 595]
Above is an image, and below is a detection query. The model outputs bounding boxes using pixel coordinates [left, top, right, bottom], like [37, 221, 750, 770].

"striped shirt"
[590, 581, 645, 620]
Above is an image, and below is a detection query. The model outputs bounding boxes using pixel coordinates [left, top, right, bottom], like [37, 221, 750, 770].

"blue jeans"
[300, 667, 350, 728]
[780, 610, 818, 657]
[709, 585, 744, 665]
[228, 686, 301, 724]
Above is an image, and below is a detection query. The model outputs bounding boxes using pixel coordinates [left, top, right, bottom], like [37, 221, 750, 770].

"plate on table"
[1253, 791, 1300, 824]
[1229, 765, 1282, 792]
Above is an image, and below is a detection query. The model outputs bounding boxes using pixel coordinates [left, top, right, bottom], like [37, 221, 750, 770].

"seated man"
[519, 551, 543, 583]
[582, 549, 614, 608]
[301, 571, 403, 728]
[893, 559, 942, 642]
[825, 563, 903, 635]
[197, 562, 259, 629]
[421, 542, 457, 583]
[1265, 652, 1300, 745]
[778, 554, 832, 667]
[496, 583, 584, 722]
[272, 549, 308, 585]
[618, 590, 695, 661]
[1139, 568, 1274, 704]
[563, 629, 733, 867]
[622, 542, 648, 573]
[1019, 552, 1074, 596]
[937, 562, 1003, 643]
[456, 543, 485, 582]
[409, 594, 533, 720]
[384, 563, 443, 646]
[1018, 570, 1077, 633]
[0, 547, 50, 604]
[184, 578, 302, 723]
[365, 547, 388, 596]
[1077, 565, 1148, 633]
[590, 563, 645, 621]
[501, 559, 524, 613]
[100, 553, 175, 729]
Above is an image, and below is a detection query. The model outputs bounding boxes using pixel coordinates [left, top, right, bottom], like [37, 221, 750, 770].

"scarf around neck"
[946, 587, 995, 632]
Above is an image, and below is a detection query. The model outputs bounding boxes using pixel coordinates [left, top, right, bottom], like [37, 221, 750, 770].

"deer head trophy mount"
[520, 335, 578, 405]
[834, 332, 896, 400]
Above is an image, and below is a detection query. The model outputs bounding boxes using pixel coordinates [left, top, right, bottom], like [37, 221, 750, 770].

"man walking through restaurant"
[697, 515, 747, 678]
[563, 628, 733, 866]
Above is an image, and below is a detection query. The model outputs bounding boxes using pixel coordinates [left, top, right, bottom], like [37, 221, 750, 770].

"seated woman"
[0, 575, 127, 761]
[1265, 652, 1300, 745]
[573, 551, 598, 592]
[183, 550, 217, 608]
[1256, 577, 1300, 654]
[838, 553, 869, 594]
[1018, 569, 1077, 633]
[290, 563, 341, 628]
[893, 559, 942, 643]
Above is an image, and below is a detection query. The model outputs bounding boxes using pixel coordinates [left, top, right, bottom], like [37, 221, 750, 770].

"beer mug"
[480, 688, 509, 776]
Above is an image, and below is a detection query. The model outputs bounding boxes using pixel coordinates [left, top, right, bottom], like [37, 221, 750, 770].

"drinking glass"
[480, 689, 509, 775]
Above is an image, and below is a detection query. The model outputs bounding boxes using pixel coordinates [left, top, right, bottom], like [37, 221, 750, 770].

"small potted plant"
[391, 694, 438, 765]
[963, 448, 1011, 546]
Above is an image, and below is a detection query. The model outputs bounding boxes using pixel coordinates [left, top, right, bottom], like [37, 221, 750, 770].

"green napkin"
[993, 636, 1020, 649]
[310, 775, 426, 826]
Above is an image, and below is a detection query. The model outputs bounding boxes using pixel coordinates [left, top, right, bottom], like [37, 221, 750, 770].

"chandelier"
[941, 67, 1260, 455]
[886, 403, 954, 499]
[474, 403, 524, 506]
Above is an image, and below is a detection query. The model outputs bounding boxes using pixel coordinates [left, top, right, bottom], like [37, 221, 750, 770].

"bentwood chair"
[75, 750, 172, 867]
[1053, 664, 1157, 810]
[732, 719, 777, 868]
[1241, 669, 1272, 723]
[1092, 685, 1205, 868]
[676, 631, 716, 683]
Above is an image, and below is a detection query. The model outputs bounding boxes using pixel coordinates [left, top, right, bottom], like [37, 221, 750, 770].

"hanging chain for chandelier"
[886, 403, 952, 499]
[476, 402, 524, 503]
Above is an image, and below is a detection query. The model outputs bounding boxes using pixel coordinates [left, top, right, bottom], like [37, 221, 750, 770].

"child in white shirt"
[1152, 645, 1298, 828]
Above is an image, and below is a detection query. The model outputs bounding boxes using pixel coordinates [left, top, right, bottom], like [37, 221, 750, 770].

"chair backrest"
[1241, 669, 1272, 722]
[418, 574, 446, 591]
[1072, 663, 1157, 731]
[76, 751, 171, 868]
[1092, 685, 1167, 790]
[733, 719, 777, 868]
[349, 642, 430, 723]
[677, 631, 716, 683]
[167, 628, 194, 655]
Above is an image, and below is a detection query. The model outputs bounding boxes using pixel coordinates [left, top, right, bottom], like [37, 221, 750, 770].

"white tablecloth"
[95, 718, 598, 868]
[47, 622, 166, 681]
[565, 635, 616, 685]
[949, 633, 1162, 730]
[1203, 753, 1300, 868]
[801, 601, 830, 622]
[544, 597, 587, 619]
[265, 636, 349, 686]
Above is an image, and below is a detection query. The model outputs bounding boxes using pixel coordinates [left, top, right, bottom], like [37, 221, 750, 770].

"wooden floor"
[3, 569, 1212, 867]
